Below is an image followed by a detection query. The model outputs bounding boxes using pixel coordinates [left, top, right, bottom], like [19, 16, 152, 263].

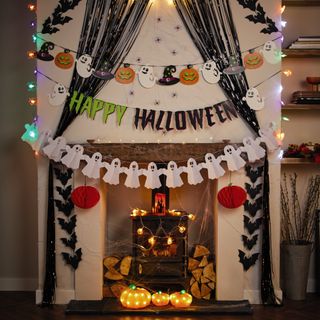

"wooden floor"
[0, 292, 320, 320]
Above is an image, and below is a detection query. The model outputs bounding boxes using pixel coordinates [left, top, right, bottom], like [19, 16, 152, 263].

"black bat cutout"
[56, 185, 72, 201]
[244, 215, 263, 234]
[237, 0, 258, 11]
[61, 232, 77, 250]
[242, 234, 258, 250]
[245, 166, 263, 183]
[238, 250, 260, 271]
[244, 197, 263, 217]
[55, 199, 74, 217]
[57, 215, 76, 234]
[54, 168, 73, 186]
[245, 183, 263, 200]
[62, 248, 82, 270]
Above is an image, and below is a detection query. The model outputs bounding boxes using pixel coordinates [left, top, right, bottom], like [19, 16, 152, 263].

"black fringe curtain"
[42, 0, 151, 305]
[173, 0, 281, 305]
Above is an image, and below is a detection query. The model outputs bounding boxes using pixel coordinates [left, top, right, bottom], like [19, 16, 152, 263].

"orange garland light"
[28, 98, 37, 106]
[27, 51, 36, 59]
[151, 291, 170, 307]
[120, 284, 151, 309]
[28, 3, 36, 11]
[170, 290, 192, 308]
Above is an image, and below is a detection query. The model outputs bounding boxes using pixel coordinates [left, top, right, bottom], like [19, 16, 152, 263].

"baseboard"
[244, 289, 283, 304]
[36, 289, 75, 304]
[0, 277, 37, 291]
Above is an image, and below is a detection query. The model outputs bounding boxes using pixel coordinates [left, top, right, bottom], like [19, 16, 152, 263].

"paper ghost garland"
[221, 145, 246, 171]
[200, 60, 221, 84]
[202, 153, 225, 179]
[32, 129, 52, 152]
[43, 137, 67, 162]
[82, 152, 104, 179]
[260, 41, 281, 65]
[124, 161, 143, 188]
[76, 54, 94, 78]
[48, 83, 69, 106]
[138, 66, 156, 88]
[143, 162, 163, 189]
[242, 88, 265, 111]
[61, 145, 84, 169]
[183, 158, 203, 185]
[103, 158, 123, 185]
[163, 161, 184, 188]
[258, 127, 279, 151]
[241, 137, 266, 163]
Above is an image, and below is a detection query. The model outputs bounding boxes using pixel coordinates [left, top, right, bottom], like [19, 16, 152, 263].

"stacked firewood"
[188, 245, 216, 300]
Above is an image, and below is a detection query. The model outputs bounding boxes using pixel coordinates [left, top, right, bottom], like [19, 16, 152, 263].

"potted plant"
[281, 173, 320, 300]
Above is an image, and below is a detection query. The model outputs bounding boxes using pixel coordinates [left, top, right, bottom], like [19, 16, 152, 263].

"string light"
[188, 213, 195, 221]
[167, 237, 173, 245]
[283, 69, 292, 77]
[178, 225, 186, 233]
[282, 116, 290, 122]
[32, 34, 37, 43]
[280, 5, 286, 14]
[137, 227, 144, 235]
[27, 81, 36, 92]
[27, 51, 36, 59]
[281, 21, 287, 28]
[148, 236, 155, 245]
[27, 4, 36, 12]
[28, 97, 37, 106]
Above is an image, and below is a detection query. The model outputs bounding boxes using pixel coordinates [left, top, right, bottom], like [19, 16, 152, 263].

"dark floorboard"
[0, 292, 320, 320]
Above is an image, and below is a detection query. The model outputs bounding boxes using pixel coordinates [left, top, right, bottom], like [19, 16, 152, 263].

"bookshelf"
[282, 104, 320, 110]
[282, 49, 320, 58]
[283, 0, 320, 6]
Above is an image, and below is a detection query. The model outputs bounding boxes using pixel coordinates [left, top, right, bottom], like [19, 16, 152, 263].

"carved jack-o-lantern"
[243, 50, 264, 70]
[179, 65, 199, 85]
[54, 50, 74, 69]
[170, 290, 192, 308]
[151, 291, 170, 307]
[120, 284, 151, 309]
[217, 184, 247, 209]
[115, 64, 135, 84]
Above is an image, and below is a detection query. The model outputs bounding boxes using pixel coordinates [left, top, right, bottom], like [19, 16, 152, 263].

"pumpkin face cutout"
[170, 290, 192, 308]
[55, 50, 74, 69]
[244, 50, 264, 70]
[120, 284, 151, 309]
[115, 64, 135, 84]
[152, 291, 170, 307]
[180, 65, 199, 85]
[71, 186, 100, 209]
[217, 185, 247, 209]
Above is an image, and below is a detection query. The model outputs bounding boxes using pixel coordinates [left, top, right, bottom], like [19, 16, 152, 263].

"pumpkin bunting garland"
[54, 50, 74, 69]
[115, 64, 136, 84]
[243, 50, 264, 70]
[179, 65, 199, 85]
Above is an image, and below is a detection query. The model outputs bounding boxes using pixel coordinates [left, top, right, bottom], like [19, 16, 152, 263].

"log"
[194, 245, 210, 258]
[190, 277, 196, 286]
[202, 293, 211, 300]
[120, 256, 132, 276]
[188, 257, 200, 271]
[200, 276, 210, 284]
[103, 285, 113, 298]
[201, 284, 211, 298]
[190, 281, 202, 299]
[104, 268, 124, 281]
[208, 282, 215, 290]
[199, 255, 209, 268]
[192, 268, 203, 282]
[110, 282, 128, 298]
[203, 263, 215, 280]
[104, 256, 120, 270]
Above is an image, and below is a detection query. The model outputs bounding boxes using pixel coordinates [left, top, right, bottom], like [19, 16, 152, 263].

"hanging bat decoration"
[236, 0, 279, 34]
[61, 232, 77, 250]
[56, 185, 72, 201]
[238, 250, 260, 271]
[54, 199, 74, 217]
[245, 183, 263, 199]
[245, 165, 263, 183]
[62, 248, 82, 269]
[41, 0, 82, 34]
[242, 234, 259, 250]
[244, 197, 263, 217]
[244, 215, 263, 235]
[57, 216, 77, 235]
[54, 167, 73, 186]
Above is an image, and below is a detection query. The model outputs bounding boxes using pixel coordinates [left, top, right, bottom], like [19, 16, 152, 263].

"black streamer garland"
[173, 0, 280, 304]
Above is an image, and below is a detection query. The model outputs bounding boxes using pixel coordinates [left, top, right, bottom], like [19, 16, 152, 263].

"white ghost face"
[148, 162, 157, 172]
[130, 161, 138, 171]
[201, 60, 221, 84]
[76, 54, 94, 78]
[138, 66, 156, 88]
[244, 88, 264, 111]
[56, 137, 65, 146]
[243, 137, 253, 146]
[188, 158, 196, 168]
[224, 145, 236, 155]
[93, 152, 102, 162]
[48, 83, 68, 106]
[73, 145, 83, 153]
[111, 158, 120, 168]
[261, 41, 280, 64]
[168, 161, 177, 171]
[263, 41, 273, 52]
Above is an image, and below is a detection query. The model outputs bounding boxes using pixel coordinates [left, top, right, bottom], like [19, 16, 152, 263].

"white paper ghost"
[82, 152, 104, 179]
[183, 158, 203, 185]
[124, 161, 143, 188]
[138, 66, 156, 88]
[202, 153, 225, 179]
[61, 145, 84, 169]
[221, 145, 246, 171]
[32, 129, 52, 152]
[48, 83, 69, 106]
[200, 60, 221, 84]
[241, 137, 266, 163]
[258, 126, 279, 152]
[242, 87, 265, 111]
[103, 158, 123, 185]
[260, 41, 280, 65]
[163, 161, 184, 188]
[76, 54, 94, 78]
[43, 136, 67, 162]
[143, 162, 163, 189]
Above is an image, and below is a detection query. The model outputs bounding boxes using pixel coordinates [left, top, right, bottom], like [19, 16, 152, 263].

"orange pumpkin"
[120, 284, 151, 309]
[170, 290, 192, 308]
[243, 50, 264, 69]
[54, 50, 74, 69]
[179, 65, 199, 85]
[152, 291, 170, 306]
[115, 64, 135, 84]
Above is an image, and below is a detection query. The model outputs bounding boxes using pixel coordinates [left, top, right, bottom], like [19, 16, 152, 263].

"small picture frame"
[153, 193, 166, 216]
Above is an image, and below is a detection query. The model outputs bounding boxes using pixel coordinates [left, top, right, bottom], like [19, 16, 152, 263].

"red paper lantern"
[217, 185, 247, 209]
[71, 186, 100, 209]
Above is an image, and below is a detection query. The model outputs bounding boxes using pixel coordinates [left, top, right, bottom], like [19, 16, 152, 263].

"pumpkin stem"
[129, 284, 136, 290]
[180, 289, 186, 294]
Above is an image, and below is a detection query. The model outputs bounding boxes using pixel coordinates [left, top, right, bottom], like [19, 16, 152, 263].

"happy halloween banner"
[69, 90, 238, 131]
